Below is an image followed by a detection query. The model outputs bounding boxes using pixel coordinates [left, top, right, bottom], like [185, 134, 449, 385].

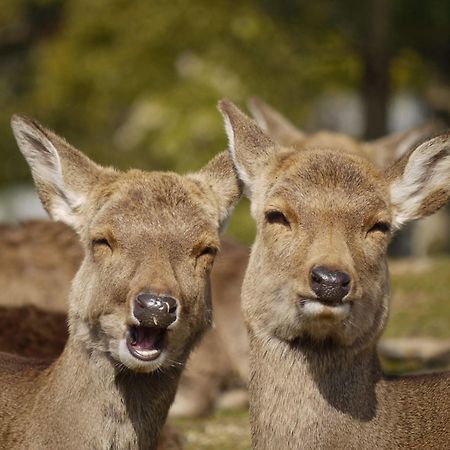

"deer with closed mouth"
[219, 100, 450, 450]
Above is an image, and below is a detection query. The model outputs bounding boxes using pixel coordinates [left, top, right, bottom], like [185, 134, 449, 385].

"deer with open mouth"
[0, 115, 241, 449]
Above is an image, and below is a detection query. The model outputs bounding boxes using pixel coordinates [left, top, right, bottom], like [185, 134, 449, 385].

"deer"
[219, 100, 450, 449]
[0, 100, 440, 419]
[0, 114, 241, 449]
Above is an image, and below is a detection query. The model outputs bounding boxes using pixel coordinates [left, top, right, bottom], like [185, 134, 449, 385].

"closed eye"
[92, 238, 112, 250]
[265, 210, 290, 228]
[368, 222, 391, 234]
[198, 246, 218, 257]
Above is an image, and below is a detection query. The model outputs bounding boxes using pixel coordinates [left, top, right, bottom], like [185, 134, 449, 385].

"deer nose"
[133, 293, 178, 328]
[310, 266, 351, 304]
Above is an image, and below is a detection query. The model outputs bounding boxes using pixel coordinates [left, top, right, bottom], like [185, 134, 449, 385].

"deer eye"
[198, 246, 218, 258]
[265, 210, 290, 228]
[92, 238, 112, 251]
[368, 222, 391, 234]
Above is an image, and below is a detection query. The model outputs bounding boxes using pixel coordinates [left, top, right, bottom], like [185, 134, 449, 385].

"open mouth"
[126, 325, 166, 361]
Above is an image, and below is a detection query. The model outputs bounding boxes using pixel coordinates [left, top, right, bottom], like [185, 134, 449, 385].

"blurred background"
[1, 2, 449, 448]
[1, 0, 449, 246]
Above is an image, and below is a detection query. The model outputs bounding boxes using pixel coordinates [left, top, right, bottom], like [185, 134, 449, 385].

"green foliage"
[1, 0, 448, 241]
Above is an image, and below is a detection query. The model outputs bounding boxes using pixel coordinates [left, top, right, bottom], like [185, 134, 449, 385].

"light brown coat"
[220, 100, 450, 450]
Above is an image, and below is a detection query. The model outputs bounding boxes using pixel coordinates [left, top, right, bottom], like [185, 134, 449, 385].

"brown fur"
[0, 296, 182, 450]
[0, 221, 82, 312]
[170, 237, 249, 416]
[0, 115, 241, 449]
[220, 100, 450, 449]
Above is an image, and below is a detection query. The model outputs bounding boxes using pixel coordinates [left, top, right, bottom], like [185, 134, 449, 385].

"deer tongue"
[141, 326, 159, 346]
[127, 325, 164, 361]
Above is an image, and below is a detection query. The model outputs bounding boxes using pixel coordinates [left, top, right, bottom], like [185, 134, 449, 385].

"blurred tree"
[0, 0, 64, 188]
[260, 0, 449, 137]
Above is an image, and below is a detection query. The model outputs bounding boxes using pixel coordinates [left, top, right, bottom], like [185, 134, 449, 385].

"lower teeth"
[135, 349, 160, 358]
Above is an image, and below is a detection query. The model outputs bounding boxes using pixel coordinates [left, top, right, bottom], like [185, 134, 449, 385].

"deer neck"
[34, 328, 182, 450]
[248, 331, 386, 450]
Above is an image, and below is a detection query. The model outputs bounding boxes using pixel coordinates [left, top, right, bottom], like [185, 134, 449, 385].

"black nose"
[310, 266, 351, 304]
[134, 293, 178, 328]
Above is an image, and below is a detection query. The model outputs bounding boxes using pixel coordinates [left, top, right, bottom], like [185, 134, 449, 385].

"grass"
[386, 257, 450, 339]
[173, 256, 450, 450]
[174, 409, 251, 450]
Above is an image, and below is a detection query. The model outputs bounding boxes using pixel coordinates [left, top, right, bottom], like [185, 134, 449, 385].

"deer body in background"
[248, 96, 441, 169]
[0, 116, 241, 449]
[219, 100, 450, 449]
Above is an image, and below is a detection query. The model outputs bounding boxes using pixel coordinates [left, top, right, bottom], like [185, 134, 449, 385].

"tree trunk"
[362, 0, 391, 139]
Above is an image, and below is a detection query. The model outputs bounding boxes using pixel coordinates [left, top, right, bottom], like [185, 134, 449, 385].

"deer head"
[219, 100, 449, 353]
[11, 115, 241, 373]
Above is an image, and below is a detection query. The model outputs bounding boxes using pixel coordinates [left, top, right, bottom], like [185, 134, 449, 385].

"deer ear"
[366, 123, 440, 169]
[189, 151, 243, 231]
[248, 97, 305, 147]
[218, 99, 278, 196]
[388, 134, 450, 230]
[11, 115, 106, 231]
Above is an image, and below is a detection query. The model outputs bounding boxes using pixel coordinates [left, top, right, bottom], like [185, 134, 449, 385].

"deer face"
[241, 149, 392, 347]
[73, 172, 224, 372]
[11, 116, 241, 373]
[220, 100, 449, 351]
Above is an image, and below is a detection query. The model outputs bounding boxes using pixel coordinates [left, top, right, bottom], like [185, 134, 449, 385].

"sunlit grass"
[173, 409, 250, 450]
[386, 257, 450, 339]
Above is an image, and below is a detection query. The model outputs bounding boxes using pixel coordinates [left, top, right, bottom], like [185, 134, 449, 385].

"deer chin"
[257, 295, 354, 344]
[300, 299, 351, 321]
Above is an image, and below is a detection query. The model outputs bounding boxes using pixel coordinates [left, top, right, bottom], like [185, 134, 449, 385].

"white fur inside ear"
[12, 118, 85, 227]
[390, 137, 450, 229]
[222, 113, 253, 194]
[49, 190, 85, 227]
